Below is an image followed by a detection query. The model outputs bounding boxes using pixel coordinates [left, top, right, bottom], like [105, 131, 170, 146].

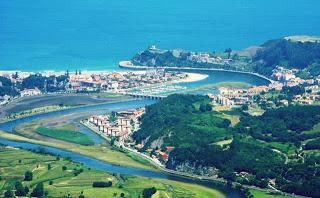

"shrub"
[15, 181, 27, 196]
[142, 187, 157, 198]
[31, 182, 44, 197]
[92, 181, 112, 188]
[24, 171, 33, 181]
[4, 189, 14, 198]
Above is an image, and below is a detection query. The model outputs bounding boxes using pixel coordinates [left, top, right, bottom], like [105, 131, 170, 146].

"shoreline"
[119, 61, 273, 84]
[118, 70, 209, 84]
[177, 72, 208, 83]
[0, 96, 135, 124]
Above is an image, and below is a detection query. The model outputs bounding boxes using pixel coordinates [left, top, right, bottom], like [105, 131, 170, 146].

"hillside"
[132, 94, 320, 198]
[131, 46, 251, 71]
[129, 36, 320, 78]
[252, 38, 320, 76]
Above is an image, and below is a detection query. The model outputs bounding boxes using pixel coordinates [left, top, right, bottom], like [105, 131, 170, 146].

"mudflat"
[0, 93, 128, 117]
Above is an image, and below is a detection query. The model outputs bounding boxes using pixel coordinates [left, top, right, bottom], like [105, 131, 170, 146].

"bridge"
[128, 93, 167, 100]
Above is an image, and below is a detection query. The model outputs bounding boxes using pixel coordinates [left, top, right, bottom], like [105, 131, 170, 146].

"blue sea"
[1, 0, 320, 72]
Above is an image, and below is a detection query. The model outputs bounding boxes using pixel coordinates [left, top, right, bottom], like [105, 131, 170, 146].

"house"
[279, 99, 289, 106]
[20, 88, 41, 97]
[160, 153, 169, 162]
[166, 146, 175, 152]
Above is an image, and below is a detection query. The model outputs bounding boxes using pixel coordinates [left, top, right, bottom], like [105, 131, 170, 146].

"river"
[0, 99, 241, 197]
[0, 69, 271, 197]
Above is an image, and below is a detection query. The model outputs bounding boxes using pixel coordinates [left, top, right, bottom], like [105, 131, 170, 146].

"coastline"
[0, 71, 207, 123]
[119, 61, 273, 84]
[118, 70, 208, 84]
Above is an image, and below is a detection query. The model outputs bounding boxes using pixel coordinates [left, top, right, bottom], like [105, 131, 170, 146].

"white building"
[20, 88, 41, 97]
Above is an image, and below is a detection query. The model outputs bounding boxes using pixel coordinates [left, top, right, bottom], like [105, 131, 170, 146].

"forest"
[133, 94, 320, 197]
[132, 94, 231, 149]
[131, 38, 320, 79]
[253, 39, 320, 76]
[0, 74, 69, 97]
[0, 76, 18, 96]
[236, 105, 320, 144]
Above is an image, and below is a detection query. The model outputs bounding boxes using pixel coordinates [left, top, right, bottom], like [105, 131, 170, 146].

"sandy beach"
[118, 61, 273, 83]
[120, 70, 208, 83]
[175, 72, 208, 83]
[0, 69, 208, 84]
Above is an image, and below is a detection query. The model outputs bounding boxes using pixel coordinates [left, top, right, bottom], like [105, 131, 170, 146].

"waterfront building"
[20, 88, 41, 97]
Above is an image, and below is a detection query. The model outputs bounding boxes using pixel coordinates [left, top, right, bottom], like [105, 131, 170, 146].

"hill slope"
[130, 36, 320, 78]
[133, 94, 320, 197]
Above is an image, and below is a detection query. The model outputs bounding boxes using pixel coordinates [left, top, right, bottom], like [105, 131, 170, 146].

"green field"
[266, 142, 297, 156]
[0, 146, 226, 198]
[36, 126, 94, 146]
[184, 81, 252, 93]
[249, 189, 294, 198]
[0, 130, 156, 171]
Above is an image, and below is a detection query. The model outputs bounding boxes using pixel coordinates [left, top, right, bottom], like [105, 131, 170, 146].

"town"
[81, 64, 320, 167]
[208, 66, 320, 112]
[0, 69, 189, 106]
[83, 107, 175, 166]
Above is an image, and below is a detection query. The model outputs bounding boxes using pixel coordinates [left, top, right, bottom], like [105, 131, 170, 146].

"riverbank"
[0, 145, 227, 198]
[183, 81, 252, 94]
[0, 101, 301, 198]
[0, 94, 134, 124]
[119, 61, 273, 84]
[0, 130, 156, 171]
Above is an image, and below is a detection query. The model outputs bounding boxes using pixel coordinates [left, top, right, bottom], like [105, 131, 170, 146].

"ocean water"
[1, 0, 320, 72]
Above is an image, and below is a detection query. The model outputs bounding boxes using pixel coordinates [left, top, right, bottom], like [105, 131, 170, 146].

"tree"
[224, 48, 232, 59]
[120, 193, 125, 197]
[31, 182, 45, 197]
[24, 171, 33, 181]
[15, 181, 27, 196]
[92, 181, 112, 187]
[48, 164, 51, 170]
[21, 74, 46, 90]
[13, 72, 19, 79]
[109, 111, 117, 123]
[199, 103, 207, 112]
[206, 104, 212, 111]
[79, 194, 85, 198]
[4, 189, 14, 198]
[241, 104, 249, 111]
[24, 186, 29, 194]
[62, 166, 67, 171]
[142, 187, 157, 198]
